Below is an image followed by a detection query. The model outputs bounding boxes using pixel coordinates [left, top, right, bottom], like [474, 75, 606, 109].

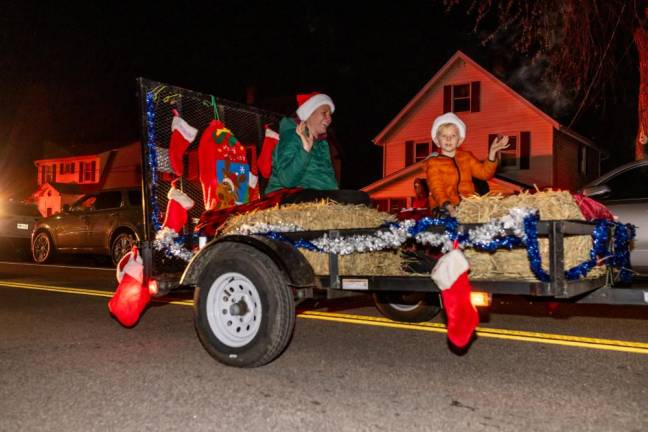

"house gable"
[377, 51, 562, 189]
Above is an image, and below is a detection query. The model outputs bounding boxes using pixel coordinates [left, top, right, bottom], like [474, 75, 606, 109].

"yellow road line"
[2, 281, 647, 354]
[0, 281, 192, 306]
[301, 310, 648, 350]
[299, 311, 648, 354]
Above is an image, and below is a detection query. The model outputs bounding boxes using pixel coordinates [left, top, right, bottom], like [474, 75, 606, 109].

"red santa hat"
[431, 112, 466, 146]
[296, 92, 335, 121]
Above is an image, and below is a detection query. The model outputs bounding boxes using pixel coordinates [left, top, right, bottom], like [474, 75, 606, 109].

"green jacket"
[265, 117, 339, 193]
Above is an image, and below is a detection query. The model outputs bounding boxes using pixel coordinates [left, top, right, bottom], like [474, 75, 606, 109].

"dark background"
[0, 1, 639, 199]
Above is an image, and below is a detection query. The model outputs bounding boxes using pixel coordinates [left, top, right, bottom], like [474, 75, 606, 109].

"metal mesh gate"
[137, 78, 282, 276]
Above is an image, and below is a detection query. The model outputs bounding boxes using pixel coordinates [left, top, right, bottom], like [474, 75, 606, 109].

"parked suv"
[0, 199, 41, 259]
[32, 188, 143, 266]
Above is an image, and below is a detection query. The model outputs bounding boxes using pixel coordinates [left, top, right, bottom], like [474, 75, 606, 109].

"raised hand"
[296, 122, 314, 152]
[489, 134, 510, 161]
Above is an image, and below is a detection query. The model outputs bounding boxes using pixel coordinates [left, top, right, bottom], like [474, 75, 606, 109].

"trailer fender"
[180, 234, 316, 288]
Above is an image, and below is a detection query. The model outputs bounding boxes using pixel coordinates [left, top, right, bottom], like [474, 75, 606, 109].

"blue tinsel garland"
[145, 92, 162, 231]
[255, 214, 635, 282]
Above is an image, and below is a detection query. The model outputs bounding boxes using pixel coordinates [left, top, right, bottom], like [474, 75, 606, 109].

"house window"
[453, 84, 471, 112]
[578, 145, 588, 175]
[415, 142, 430, 163]
[488, 131, 531, 171]
[79, 161, 97, 183]
[405, 141, 431, 166]
[444, 82, 481, 113]
[60, 162, 75, 174]
[371, 198, 406, 214]
[500, 136, 518, 169]
[389, 198, 407, 213]
[42, 164, 56, 184]
[67, 162, 75, 174]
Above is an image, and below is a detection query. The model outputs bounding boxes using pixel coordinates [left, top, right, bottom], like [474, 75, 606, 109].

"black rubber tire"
[373, 291, 441, 323]
[194, 242, 295, 368]
[111, 231, 136, 266]
[32, 231, 56, 263]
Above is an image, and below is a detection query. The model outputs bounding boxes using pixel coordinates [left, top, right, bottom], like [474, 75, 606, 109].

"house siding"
[381, 58, 554, 188]
[553, 130, 601, 190]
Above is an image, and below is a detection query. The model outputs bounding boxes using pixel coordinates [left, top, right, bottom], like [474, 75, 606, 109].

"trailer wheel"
[194, 242, 295, 368]
[373, 292, 441, 322]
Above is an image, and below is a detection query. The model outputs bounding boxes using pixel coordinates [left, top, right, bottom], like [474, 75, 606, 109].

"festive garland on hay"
[232, 208, 635, 283]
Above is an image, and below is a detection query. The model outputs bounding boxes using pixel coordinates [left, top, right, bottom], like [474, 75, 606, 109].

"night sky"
[0, 1, 639, 199]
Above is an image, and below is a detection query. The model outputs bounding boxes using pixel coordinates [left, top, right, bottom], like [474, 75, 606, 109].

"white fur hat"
[296, 92, 335, 121]
[431, 112, 466, 145]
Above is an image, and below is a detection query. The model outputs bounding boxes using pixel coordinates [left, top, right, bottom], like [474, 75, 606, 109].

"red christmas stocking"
[169, 114, 198, 176]
[431, 248, 479, 349]
[108, 246, 151, 327]
[248, 171, 260, 202]
[161, 183, 195, 234]
[257, 126, 279, 179]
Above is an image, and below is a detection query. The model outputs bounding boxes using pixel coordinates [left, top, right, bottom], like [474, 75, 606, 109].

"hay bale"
[458, 191, 605, 281]
[222, 200, 408, 276]
[219, 192, 604, 280]
[221, 200, 396, 233]
[456, 190, 584, 222]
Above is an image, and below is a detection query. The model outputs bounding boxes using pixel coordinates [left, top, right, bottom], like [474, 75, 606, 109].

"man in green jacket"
[265, 92, 339, 193]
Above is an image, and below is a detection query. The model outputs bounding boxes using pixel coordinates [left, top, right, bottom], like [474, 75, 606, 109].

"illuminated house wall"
[31, 142, 140, 216]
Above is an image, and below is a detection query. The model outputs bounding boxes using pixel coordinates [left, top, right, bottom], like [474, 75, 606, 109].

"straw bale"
[222, 200, 408, 276]
[221, 200, 395, 233]
[218, 193, 605, 280]
[458, 191, 604, 281]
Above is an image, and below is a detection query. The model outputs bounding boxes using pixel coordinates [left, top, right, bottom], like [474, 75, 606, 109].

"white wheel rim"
[388, 301, 424, 312]
[206, 272, 263, 348]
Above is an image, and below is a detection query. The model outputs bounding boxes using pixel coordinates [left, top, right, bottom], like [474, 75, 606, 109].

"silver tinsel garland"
[155, 207, 537, 260]
[235, 222, 304, 235]
[311, 220, 416, 255]
[463, 207, 531, 247]
[154, 227, 194, 261]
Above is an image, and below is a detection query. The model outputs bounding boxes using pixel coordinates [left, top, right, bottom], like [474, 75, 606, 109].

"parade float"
[108, 79, 639, 367]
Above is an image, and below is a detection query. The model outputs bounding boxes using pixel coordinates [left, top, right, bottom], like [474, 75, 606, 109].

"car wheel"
[373, 291, 441, 323]
[111, 231, 136, 266]
[32, 231, 56, 263]
[194, 242, 295, 368]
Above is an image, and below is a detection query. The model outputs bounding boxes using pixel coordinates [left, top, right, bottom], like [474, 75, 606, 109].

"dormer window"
[443, 82, 481, 113]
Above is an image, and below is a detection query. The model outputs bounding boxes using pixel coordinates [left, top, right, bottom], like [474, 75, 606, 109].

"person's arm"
[470, 134, 509, 180]
[272, 121, 313, 188]
[468, 152, 498, 180]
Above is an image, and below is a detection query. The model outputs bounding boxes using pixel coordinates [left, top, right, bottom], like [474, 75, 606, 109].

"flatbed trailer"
[135, 78, 645, 367]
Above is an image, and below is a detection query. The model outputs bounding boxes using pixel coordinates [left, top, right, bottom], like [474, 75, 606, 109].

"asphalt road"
[1, 260, 647, 432]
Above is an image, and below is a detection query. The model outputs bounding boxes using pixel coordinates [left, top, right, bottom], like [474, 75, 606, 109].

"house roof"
[32, 182, 98, 197]
[34, 142, 135, 165]
[373, 50, 595, 148]
[361, 161, 425, 193]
